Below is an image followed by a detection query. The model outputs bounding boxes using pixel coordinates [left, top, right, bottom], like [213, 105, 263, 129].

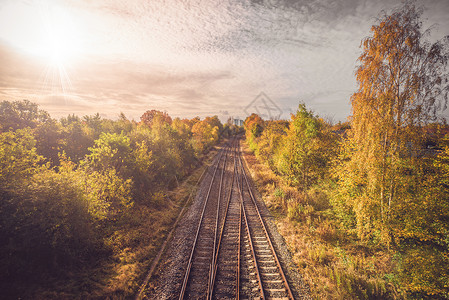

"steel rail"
[237, 145, 295, 300]
[236, 200, 241, 300]
[235, 140, 265, 300]
[236, 143, 241, 300]
[207, 138, 231, 298]
[235, 139, 241, 300]
[178, 143, 228, 300]
[208, 138, 237, 299]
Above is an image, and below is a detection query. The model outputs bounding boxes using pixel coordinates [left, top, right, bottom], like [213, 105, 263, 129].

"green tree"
[33, 119, 63, 166]
[0, 100, 49, 131]
[277, 104, 330, 189]
[0, 129, 43, 187]
[86, 132, 133, 177]
[60, 115, 94, 163]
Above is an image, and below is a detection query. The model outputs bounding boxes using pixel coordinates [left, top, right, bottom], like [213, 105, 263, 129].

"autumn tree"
[140, 109, 172, 127]
[244, 113, 264, 150]
[172, 117, 192, 139]
[256, 120, 288, 168]
[191, 119, 220, 154]
[334, 2, 449, 245]
[203, 115, 223, 133]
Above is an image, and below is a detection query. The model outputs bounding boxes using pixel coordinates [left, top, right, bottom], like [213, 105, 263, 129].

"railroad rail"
[236, 142, 294, 299]
[179, 139, 234, 299]
[179, 137, 294, 299]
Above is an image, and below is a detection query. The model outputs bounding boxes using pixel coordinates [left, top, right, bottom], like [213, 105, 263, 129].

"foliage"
[140, 109, 172, 127]
[86, 132, 133, 177]
[277, 104, 336, 189]
[244, 105, 337, 190]
[328, 3, 449, 296]
[256, 120, 288, 168]
[0, 129, 43, 186]
[334, 2, 449, 245]
[0, 100, 223, 298]
[242, 3, 449, 298]
[33, 119, 63, 166]
[242, 142, 401, 300]
[59, 114, 94, 163]
[0, 99, 49, 131]
[244, 113, 264, 150]
[192, 118, 220, 154]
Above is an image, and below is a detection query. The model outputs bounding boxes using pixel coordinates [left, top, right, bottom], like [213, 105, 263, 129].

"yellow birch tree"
[334, 2, 449, 245]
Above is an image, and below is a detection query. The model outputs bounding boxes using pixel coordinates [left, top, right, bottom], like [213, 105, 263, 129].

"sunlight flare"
[0, 1, 85, 66]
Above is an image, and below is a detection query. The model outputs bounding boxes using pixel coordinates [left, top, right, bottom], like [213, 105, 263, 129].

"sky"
[0, 0, 448, 122]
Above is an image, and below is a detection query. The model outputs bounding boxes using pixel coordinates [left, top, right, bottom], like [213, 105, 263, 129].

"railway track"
[179, 137, 294, 299]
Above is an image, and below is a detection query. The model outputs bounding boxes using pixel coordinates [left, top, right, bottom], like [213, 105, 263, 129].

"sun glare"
[0, 1, 84, 67]
[0, 1, 87, 99]
[40, 5, 82, 67]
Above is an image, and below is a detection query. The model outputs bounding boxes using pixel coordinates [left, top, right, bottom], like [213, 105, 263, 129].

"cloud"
[1, 0, 448, 122]
[0, 41, 239, 119]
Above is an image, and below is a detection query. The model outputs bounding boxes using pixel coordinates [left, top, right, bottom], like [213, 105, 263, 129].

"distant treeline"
[0, 99, 241, 297]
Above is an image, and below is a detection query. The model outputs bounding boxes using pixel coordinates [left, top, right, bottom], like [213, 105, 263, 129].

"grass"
[241, 141, 404, 299]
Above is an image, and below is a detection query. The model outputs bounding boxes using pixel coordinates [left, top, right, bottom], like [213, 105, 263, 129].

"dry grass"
[242, 142, 403, 300]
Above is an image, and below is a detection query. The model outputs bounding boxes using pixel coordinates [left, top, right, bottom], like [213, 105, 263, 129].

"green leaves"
[277, 104, 334, 189]
[0, 100, 49, 131]
[87, 132, 132, 176]
[0, 129, 43, 187]
[0, 100, 224, 296]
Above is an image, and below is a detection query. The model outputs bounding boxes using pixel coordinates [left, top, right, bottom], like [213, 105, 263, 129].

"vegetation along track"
[179, 137, 295, 299]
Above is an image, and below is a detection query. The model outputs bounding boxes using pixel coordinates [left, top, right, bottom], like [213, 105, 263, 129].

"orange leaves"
[340, 2, 449, 249]
[191, 117, 221, 154]
[140, 109, 172, 127]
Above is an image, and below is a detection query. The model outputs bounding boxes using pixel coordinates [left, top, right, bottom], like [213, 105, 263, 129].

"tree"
[191, 120, 219, 154]
[244, 113, 264, 150]
[0, 100, 49, 131]
[86, 132, 133, 177]
[277, 104, 330, 189]
[83, 113, 103, 139]
[172, 118, 192, 139]
[334, 2, 449, 244]
[0, 129, 43, 187]
[60, 116, 94, 163]
[140, 110, 172, 127]
[203, 116, 223, 133]
[33, 119, 63, 166]
[256, 120, 288, 168]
